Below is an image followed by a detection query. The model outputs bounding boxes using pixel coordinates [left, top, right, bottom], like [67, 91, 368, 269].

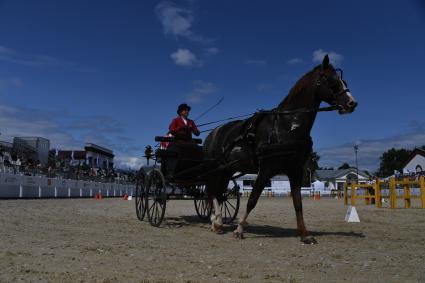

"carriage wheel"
[146, 169, 167, 227]
[220, 179, 241, 224]
[194, 185, 212, 221]
[135, 168, 147, 221]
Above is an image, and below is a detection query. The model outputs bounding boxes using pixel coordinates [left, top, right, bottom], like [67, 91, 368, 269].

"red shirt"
[169, 116, 199, 140]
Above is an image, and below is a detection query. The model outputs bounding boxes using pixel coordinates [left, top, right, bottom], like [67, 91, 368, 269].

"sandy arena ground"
[0, 197, 425, 283]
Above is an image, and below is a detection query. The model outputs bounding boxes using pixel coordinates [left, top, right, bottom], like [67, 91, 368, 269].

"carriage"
[134, 135, 241, 227]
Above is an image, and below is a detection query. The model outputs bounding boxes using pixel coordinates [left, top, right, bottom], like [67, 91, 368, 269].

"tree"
[338, 163, 351, 170]
[144, 145, 154, 166]
[376, 148, 412, 177]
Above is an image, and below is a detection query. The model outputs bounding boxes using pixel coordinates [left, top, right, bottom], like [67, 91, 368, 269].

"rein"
[197, 105, 339, 128]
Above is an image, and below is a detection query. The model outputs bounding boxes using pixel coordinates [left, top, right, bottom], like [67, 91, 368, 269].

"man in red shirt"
[169, 103, 200, 141]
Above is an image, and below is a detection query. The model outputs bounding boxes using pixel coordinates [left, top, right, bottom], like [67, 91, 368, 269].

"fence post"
[365, 185, 370, 205]
[389, 177, 396, 209]
[420, 176, 425, 209]
[344, 183, 348, 205]
[351, 183, 356, 206]
[375, 179, 382, 208]
[19, 183, 23, 198]
[403, 177, 411, 209]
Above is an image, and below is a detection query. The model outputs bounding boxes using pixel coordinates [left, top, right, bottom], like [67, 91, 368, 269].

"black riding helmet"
[177, 103, 191, 115]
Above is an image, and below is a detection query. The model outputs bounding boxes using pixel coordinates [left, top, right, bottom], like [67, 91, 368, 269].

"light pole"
[354, 144, 359, 183]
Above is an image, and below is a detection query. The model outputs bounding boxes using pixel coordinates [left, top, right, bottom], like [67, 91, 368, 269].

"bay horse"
[203, 55, 357, 244]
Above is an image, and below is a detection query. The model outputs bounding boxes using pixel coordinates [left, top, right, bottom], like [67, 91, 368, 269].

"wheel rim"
[194, 185, 212, 221]
[135, 169, 147, 221]
[146, 169, 166, 227]
[220, 179, 240, 224]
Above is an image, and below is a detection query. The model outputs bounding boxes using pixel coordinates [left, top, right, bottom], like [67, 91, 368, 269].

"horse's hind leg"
[233, 174, 268, 239]
[289, 172, 317, 245]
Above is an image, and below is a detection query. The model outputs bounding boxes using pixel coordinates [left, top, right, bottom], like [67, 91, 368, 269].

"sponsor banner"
[1, 174, 22, 186]
[24, 176, 42, 187]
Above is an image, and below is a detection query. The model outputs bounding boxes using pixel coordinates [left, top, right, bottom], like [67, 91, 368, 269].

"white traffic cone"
[345, 206, 360, 222]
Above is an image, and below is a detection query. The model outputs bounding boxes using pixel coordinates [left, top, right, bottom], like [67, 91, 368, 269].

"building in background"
[51, 150, 87, 167]
[51, 143, 114, 170]
[84, 143, 114, 169]
[403, 148, 425, 174]
[314, 169, 370, 191]
[13, 137, 50, 165]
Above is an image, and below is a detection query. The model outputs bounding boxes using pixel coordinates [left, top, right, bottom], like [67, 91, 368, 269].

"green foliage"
[376, 147, 412, 177]
[338, 162, 351, 170]
[144, 145, 154, 166]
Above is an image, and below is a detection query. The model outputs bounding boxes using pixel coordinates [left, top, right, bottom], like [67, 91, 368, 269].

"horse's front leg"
[233, 174, 268, 239]
[210, 197, 224, 234]
[290, 178, 317, 245]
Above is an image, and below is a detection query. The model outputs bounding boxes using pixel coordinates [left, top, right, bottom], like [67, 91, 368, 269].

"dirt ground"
[0, 197, 424, 283]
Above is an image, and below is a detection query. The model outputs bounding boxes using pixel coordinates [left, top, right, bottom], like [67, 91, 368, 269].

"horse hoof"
[212, 223, 224, 234]
[301, 236, 317, 245]
[233, 231, 244, 239]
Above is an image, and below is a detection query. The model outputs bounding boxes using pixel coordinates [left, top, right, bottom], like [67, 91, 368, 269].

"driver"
[169, 103, 200, 141]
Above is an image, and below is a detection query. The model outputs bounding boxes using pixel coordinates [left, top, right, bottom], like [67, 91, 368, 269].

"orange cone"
[123, 193, 128, 200]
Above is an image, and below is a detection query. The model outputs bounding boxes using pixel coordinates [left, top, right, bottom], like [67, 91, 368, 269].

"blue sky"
[0, 0, 424, 171]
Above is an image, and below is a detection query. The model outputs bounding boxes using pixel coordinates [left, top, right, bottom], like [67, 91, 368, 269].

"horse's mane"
[278, 65, 321, 108]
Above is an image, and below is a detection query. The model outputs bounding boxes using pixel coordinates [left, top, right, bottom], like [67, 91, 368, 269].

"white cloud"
[114, 156, 145, 170]
[170, 48, 203, 67]
[204, 47, 219, 56]
[312, 49, 344, 67]
[187, 80, 218, 103]
[155, 1, 213, 44]
[287, 57, 303, 65]
[318, 127, 425, 172]
[245, 59, 267, 66]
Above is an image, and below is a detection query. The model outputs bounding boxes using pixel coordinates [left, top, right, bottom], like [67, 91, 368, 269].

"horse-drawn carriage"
[135, 135, 241, 227]
[135, 55, 357, 244]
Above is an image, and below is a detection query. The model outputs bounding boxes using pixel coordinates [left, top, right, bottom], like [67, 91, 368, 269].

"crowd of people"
[0, 152, 137, 184]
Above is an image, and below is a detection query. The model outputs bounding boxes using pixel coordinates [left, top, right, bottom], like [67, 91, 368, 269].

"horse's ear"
[322, 54, 329, 69]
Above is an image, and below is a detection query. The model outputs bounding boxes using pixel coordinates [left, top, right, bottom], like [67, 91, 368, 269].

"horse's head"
[316, 55, 357, 114]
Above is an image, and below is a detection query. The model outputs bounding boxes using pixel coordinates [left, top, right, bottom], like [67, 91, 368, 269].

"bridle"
[315, 67, 351, 103]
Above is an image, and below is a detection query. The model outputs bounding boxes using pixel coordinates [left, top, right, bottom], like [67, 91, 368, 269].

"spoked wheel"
[194, 185, 212, 221]
[146, 169, 167, 227]
[220, 179, 241, 224]
[135, 168, 147, 221]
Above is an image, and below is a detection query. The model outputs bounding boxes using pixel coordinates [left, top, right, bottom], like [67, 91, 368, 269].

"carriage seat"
[155, 136, 202, 144]
[155, 136, 204, 178]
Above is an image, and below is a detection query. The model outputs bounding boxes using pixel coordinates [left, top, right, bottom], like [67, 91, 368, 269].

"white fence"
[0, 173, 135, 199]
